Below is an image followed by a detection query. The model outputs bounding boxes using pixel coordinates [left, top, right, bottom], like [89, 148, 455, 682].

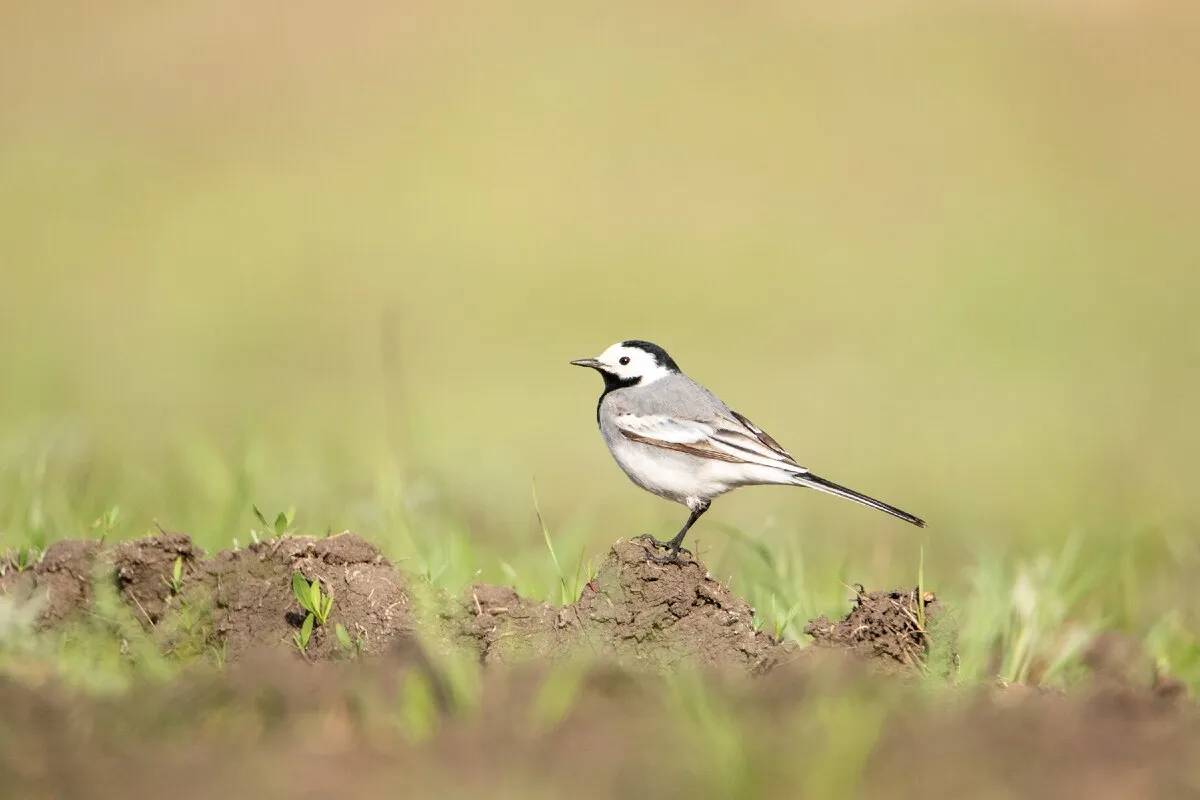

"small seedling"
[286, 573, 331, 652]
[293, 613, 314, 654]
[91, 505, 121, 544]
[162, 556, 184, 595]
[770, 595, 803, 641]
[292, 571, 334, 625]
[11, 544, 42, 573]
[291, 572, 333, 656]
[252, 505, 297, 543]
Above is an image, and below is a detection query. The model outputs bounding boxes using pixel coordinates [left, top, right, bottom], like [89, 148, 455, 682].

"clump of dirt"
[194, 533, 416, 661]
[6, 533, 921, 675]
[0, 540, 101, 630]
[444, 541, 796, 673]
[803, 585, 939, 674]
[566, 540, 795, 673]
[0, 532, 418, 664]
[449, 583, 565, 666]
[113, 531, 204, 627]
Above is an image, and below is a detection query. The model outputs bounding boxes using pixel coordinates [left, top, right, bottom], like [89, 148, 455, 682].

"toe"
[643, 547, 691, 565]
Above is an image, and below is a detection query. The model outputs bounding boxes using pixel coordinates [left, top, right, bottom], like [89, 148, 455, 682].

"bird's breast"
[602, 430, 736, 506]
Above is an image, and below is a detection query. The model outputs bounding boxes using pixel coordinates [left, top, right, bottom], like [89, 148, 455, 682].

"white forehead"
[595, 342, 671, 384]
[599, 342, 654, 362]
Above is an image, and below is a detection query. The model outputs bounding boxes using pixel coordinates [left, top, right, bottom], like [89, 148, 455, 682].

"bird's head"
[570, 340, 680, 388]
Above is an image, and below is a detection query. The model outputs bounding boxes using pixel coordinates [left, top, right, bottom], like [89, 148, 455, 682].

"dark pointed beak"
[570, 358, 603, 369]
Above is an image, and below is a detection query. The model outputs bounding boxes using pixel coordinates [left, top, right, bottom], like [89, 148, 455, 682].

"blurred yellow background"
[2, 1, 1198, 584]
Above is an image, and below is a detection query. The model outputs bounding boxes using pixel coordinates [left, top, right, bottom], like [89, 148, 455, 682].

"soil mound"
[196, 533, 416, 661]
[567, 540, 794, 672]
[804, 585, 939, 674]
[4, 529, 1198, 799]
[2, 532, 417, 664]
[0, 540, 101, 630]
[6, 532, 950, 676]
[450, 583, 563, 665]
[446, 540, 796, 672]
[114, 531, 203, 626]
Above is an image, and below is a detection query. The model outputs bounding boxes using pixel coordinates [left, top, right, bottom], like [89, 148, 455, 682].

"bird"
[570, 340, 925, 563]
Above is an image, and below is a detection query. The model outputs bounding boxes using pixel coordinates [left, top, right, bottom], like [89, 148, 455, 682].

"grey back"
[602, 372, 732, 421]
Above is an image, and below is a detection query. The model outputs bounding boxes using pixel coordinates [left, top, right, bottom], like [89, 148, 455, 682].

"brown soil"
[865, 681, 1199, 799]
[448, 541, 794, 672]
[804, 584, 941, 675]
[567, 540, 794, 672]
[113, 530, 203, 627]
[0, 539, 101, 630]
[3, 532, 419, 663]
[449, 582, 563, 665]
[195, 533, 416, 661]
[2, 532, 1198, 799]
[6, 533, 801, 672]
[0, 649, 1195, 800]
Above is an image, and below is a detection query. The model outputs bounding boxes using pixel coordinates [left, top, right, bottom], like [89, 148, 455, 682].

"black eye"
[619, 356, 630, 366]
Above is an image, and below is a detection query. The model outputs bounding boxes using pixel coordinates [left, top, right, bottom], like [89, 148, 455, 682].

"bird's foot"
[644, 547, 691, 565]
[633, 533, 672, 549]
[633, 534, 691, 563]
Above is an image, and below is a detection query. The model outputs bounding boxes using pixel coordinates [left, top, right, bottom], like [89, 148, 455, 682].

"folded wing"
[614, 412, 808, 474]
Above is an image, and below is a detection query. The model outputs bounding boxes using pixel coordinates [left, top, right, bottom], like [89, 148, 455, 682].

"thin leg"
[635, 501, 710, 564]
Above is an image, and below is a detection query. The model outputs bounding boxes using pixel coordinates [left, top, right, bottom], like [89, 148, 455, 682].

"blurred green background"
[2, 1, 1198, 609]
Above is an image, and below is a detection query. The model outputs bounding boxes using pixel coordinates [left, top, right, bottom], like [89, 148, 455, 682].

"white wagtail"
[571, 340, 925, 563]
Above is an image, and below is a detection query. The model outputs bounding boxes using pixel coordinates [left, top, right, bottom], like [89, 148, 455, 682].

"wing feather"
[728, 410, 793, 459]
[614, 413, 806, 473]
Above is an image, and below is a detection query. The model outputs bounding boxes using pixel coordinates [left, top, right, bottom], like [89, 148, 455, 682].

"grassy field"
[1, 1, 1199, 796]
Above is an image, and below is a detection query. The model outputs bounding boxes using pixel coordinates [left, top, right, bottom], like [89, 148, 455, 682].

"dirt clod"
[114, 531, 203, 627]
[445, 541, 797, 672]
[197, 533, 416, 661]
[0, 540, 101, 630]
[803, 585, 938, 674]
[567, 540, 795, 673]
[452, 583, 561, 665]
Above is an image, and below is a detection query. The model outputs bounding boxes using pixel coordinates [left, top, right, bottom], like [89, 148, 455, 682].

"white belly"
[607, 436, 746, 506]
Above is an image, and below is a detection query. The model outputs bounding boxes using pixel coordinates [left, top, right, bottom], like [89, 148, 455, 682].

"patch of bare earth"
[804, 585, 941, 676]
[447, 540, 794, 672]
[3, 532, 418, 662]
[568, 539, 794, 671]
[194, 533, 415, 660]
[113, 530, 203, 627]
[0, 540, 101, 630]
[2, 532, 1198, 798]
[1, 533, 899, 676]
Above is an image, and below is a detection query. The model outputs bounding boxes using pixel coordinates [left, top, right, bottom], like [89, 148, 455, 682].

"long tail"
[791, 472, 926, 527]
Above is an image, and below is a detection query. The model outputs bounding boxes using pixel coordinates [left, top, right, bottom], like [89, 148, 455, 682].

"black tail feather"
[792, 472, 926, 527]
